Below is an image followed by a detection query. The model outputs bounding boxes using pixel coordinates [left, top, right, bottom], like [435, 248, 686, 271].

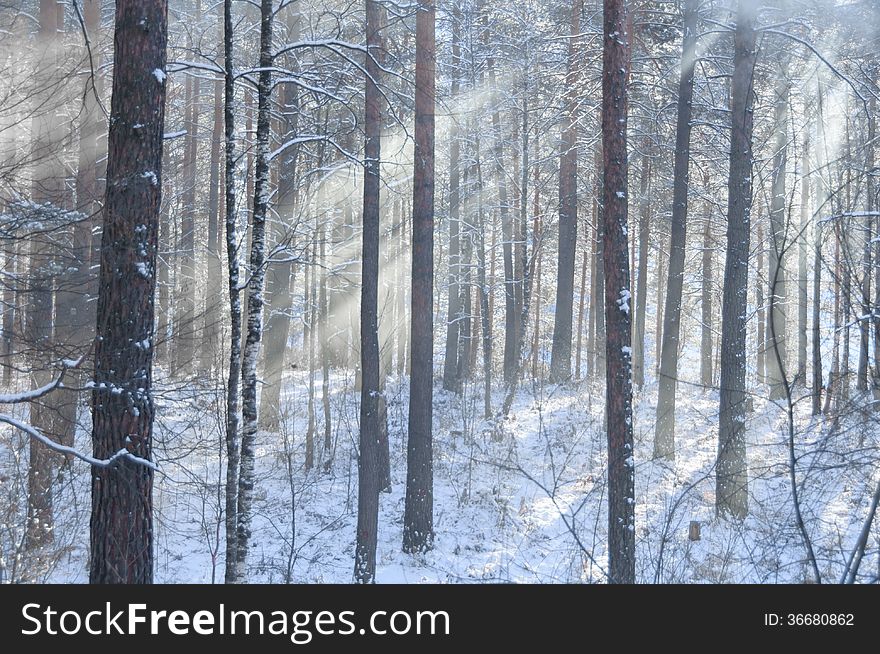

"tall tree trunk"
[259, 14, 302, 429]
[66, 0, 103, 400]
[858, 105, 873, 392]
[766, 66, 790, 400]
[717, 0, 757, 520]
[234, 0, 274, 582]
[175, 3, 200, 377]
[485, 32, 517, 386]
[222, 0, 242, 583]
[869, 97, 880, 402]
[320, 228, 332, 463]
[442, 3, 462, 393]
[655, 0, 698, 459]
[575, 244, 589, 380]
[26, 0, 63, 550]
[633, 149, 650, 390]
[701, 186, 714, 388]
[601, 0, 635, 583]
[756, 219, 765, 385]
[355, 0, 385, 582]
[549, 0, 584, 382]
[199, 13, 225, 374]
[403, 0, 435, 554]
[306, 240, 317, 470]
[592, 148, 606, 380]
[89, 0, 168, 583]
[798, 133, 809, 384]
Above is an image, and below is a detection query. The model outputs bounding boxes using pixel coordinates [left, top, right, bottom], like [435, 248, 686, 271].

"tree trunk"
[442, 4, 462, 393]
[89, 0, 168, 583]
[549, 0, 584, 382]
[234, 0, 274, 582]
[654, 0, 698, 459]
[717, 0, 757, 520]
[174, 5, 200, 377]
[355, 0, 385, 582]
[26, 0, 63, 550]
[601, 0, 635, 584]
[858, 106, 873, 392]
[259, 18, 302, 429]
[798, 133, 809, 384]
[199, 13, 225, 374]
[701, 186, 714, 388]
[403, 0, 435, 555]
[575, 244, 589, 380]
[592, 148, 606, 380]
[633, 149, 650, 390]
[756, 219, 765, 385]
[222, 0, 243, 583]
[766, 66, 790, 400]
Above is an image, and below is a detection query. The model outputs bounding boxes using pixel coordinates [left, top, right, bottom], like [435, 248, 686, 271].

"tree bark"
[655, 0, 698, 459]
[355, 0, 385, 582]
[549, 0, 584, 382]
[403, 0, 435, 555]
[601, 0, 635, 583]
[717, 0, 757, 520]
[222, 0, 243, 583]
[234, 0, 274, 581]
[89, 0, 168, 583]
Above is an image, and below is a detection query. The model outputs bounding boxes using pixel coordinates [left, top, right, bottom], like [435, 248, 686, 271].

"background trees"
[0, 0, 879, 585]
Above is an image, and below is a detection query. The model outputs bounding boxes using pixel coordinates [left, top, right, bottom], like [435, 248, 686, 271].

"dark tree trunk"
[234, 0, 274, 581]
[355, 0, 385, 583]
[549, 0, 584, 382]
[403, 0, 435, 555]
[259, 19, 302, 429]
[601, 0, 635, 584]
[655, 0, 698, 459]
[222, 0, 242, 584]
[90, 0, 168, 584]
[717, 0, 757, 520]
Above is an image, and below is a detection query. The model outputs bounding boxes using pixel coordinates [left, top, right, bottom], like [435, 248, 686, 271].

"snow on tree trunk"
[601, 0, 635, 583]
[89, 0, 168, 584]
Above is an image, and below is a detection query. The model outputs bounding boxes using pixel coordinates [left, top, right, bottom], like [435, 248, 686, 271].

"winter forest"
[0, 0, 878, 586]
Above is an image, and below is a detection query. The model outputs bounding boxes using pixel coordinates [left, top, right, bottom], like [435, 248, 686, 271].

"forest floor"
[7, 339, 874, 585]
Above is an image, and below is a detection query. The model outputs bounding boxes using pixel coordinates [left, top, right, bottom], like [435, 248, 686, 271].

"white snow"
[617, 288, 631, 315]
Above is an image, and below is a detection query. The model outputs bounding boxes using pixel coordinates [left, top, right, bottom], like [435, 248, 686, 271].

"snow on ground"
[2, 344, 879, 584]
